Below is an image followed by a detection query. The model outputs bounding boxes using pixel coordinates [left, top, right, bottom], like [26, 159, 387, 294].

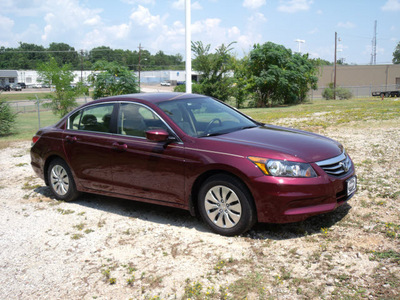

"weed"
[16, 163, 28, 167]
[183, 279, 202, 299]
[84, 229, 94, 234]
[370, 250, 400, 264]
[71, 233, 83, 240]
[73, 223, 86, 231]
[57, 208, 75, 215]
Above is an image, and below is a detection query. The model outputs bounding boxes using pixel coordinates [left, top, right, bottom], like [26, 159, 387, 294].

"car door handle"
[65, 135, 77, 143]
[112, 142, 128, 151]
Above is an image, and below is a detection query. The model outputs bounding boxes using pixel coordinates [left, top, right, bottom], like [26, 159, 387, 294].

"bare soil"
[0, 120, 399, 299]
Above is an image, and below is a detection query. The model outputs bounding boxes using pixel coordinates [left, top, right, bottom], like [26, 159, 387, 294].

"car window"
[68, 103, 114, 133]
[158, 97, 256, 137]
[118, 103, 168, 137]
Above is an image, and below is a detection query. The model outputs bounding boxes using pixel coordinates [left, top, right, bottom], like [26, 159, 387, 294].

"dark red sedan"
[31, 93, 356, 236]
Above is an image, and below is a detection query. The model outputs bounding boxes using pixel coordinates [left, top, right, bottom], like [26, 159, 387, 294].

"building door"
[396, 77, 400, 88]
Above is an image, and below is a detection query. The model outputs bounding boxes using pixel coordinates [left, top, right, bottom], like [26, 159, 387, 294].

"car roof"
[93, 92, 207, 105]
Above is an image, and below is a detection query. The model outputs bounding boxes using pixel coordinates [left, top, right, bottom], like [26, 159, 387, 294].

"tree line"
[0, 42, 184, 71]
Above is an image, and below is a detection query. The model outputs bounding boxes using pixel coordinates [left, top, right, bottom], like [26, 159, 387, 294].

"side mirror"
[145, 129, 170, 142]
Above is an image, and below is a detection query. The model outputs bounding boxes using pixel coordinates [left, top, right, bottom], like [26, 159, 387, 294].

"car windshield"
[157, 97, 258, 137]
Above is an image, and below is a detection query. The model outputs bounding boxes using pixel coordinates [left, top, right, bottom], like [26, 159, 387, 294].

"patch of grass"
[370, 250, 400, 264]
[71, 233, 83, 240]
[73, 223, 86, 231]
[57, 208, 75, 215]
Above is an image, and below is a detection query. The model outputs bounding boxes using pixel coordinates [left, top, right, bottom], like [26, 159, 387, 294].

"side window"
[68, 104, 114, 133]
[118, 103, 168, 137]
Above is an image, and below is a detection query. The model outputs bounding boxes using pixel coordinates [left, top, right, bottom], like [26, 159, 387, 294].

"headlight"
[248, 156, 317, 178]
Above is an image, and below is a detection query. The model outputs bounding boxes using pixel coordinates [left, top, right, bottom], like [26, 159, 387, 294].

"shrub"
[0, 99, 17, 136]
[322, 86, 352, 100]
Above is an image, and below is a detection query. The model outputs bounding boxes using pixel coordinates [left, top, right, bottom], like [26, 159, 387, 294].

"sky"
[1, 0, 399, 65]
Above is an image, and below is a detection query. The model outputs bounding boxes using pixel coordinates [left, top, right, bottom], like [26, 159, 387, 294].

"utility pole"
[334, 32, 337, 100]
[370, 20, 377, 65]
[138, 43, 143, 92]
[185, 0, 192, 93]
[80, 49, 84, 83]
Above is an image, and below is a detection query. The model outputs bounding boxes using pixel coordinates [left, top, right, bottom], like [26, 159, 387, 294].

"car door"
[111, 102, 186, 205]
[63, 103, 117, 192]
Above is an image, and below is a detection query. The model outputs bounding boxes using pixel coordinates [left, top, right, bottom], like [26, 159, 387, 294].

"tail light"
[32, 135, 40, 145]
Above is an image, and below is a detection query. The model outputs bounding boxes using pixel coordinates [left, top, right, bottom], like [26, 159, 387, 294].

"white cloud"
[277, 0, 313, 13]
[172, 0, 202, 10]
[381, 0, 400, 11]
[337, 21, 355, 29]
[243, 0, 266, 9]
[130, 5, 162, 30]
[0, 15, 14, 33]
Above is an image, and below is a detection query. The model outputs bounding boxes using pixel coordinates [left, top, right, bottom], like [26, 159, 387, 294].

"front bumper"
[250, 168, 356, 223]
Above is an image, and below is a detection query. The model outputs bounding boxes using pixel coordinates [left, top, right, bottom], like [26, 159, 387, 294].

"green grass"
[243, 97, 400, 129]
[0, 91, 51, 101]
[1, 110, 60, 142]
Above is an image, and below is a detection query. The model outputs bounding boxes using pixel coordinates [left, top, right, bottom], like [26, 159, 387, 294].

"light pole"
[334, 32, 337, 100]
[185, 0, 192, 93]
[294, 39, 305, 53]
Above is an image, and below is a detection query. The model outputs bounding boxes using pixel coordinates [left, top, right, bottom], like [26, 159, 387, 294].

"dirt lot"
[0, 118, 399, 299]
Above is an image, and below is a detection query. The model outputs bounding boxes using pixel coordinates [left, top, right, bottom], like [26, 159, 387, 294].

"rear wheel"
[48, 158, 80, 201]
[198, 174, 256, 236]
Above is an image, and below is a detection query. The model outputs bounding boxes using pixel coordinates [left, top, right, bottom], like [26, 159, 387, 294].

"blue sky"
[1, 0, 399, 65]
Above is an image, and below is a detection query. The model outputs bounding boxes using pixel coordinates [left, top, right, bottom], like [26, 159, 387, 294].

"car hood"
[213, 125, 343, 163]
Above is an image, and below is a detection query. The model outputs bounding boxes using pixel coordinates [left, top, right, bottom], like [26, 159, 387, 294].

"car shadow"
[34, 186, 352, 240]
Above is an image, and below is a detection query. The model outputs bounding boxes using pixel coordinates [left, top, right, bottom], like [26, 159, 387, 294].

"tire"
[47, 158, 80, 201]
[198, 174, 256, 236]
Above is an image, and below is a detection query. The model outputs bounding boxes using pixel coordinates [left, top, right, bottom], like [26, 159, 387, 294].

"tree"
[89, 61, 139, 99]
[248, 42, 318, 107]
[0, 99, 17, 136]
[191, 41, 236, 101]
[37, 57, 81, 117]
[231, 56, 251, 108]
[393, 41, 400, 64]
[48, 42, 79, 68]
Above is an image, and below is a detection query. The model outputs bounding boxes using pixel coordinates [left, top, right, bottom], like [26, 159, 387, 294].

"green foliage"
[393, 41, 400, 64]
[37, 57, 82, 117]
[248, 42, 318, 107]
[0, 43, 184, 71]
[191, 41, 236, 101]
[173, 83, 203, 94]
[89, 61, 139, 99]
[232, 56, 251, 108]
[0, 99, 17, 136]
[322, 85, 353, 100]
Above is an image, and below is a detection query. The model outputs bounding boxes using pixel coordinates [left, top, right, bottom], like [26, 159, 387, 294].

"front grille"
[316, 152, 352, 177]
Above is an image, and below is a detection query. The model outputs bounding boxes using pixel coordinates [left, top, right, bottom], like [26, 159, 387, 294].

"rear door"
[63, 103, 116, 192]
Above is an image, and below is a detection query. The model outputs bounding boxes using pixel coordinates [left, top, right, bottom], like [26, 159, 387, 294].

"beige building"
[313, 64, 400, 98]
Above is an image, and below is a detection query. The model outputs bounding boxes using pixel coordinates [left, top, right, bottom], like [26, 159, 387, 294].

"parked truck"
[372, 89, 400, 97]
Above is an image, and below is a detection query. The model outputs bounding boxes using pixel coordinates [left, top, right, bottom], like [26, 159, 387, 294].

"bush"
[322, 86, 352, 100]
[173, 83, 203, 94]
[0, 99, 17, 136]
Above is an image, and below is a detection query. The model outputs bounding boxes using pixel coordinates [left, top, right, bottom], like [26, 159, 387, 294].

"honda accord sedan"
[31, 93, 356, 236]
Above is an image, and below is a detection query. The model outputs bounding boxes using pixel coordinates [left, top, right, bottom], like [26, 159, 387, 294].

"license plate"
[347, 176, 357, 196]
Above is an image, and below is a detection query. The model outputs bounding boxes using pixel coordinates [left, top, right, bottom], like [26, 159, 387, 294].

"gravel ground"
[0, 119, 399, 299]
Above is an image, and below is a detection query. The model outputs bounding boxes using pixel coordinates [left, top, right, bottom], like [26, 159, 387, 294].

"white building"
[10, 69, 199, 87]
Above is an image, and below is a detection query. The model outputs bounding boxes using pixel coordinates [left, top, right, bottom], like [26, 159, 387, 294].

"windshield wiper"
[198, 132, 226, 138]
[240, 125, 258, 130]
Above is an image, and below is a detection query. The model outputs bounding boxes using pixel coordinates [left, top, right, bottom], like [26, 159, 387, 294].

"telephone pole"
[370, 20, 377, 65]
[138, 43, 143, 92]
[334, 32, 337, 100]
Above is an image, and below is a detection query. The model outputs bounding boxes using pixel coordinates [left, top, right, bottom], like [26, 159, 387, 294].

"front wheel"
[48, 158, 80, 201]
[198, 174, 256, 236]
